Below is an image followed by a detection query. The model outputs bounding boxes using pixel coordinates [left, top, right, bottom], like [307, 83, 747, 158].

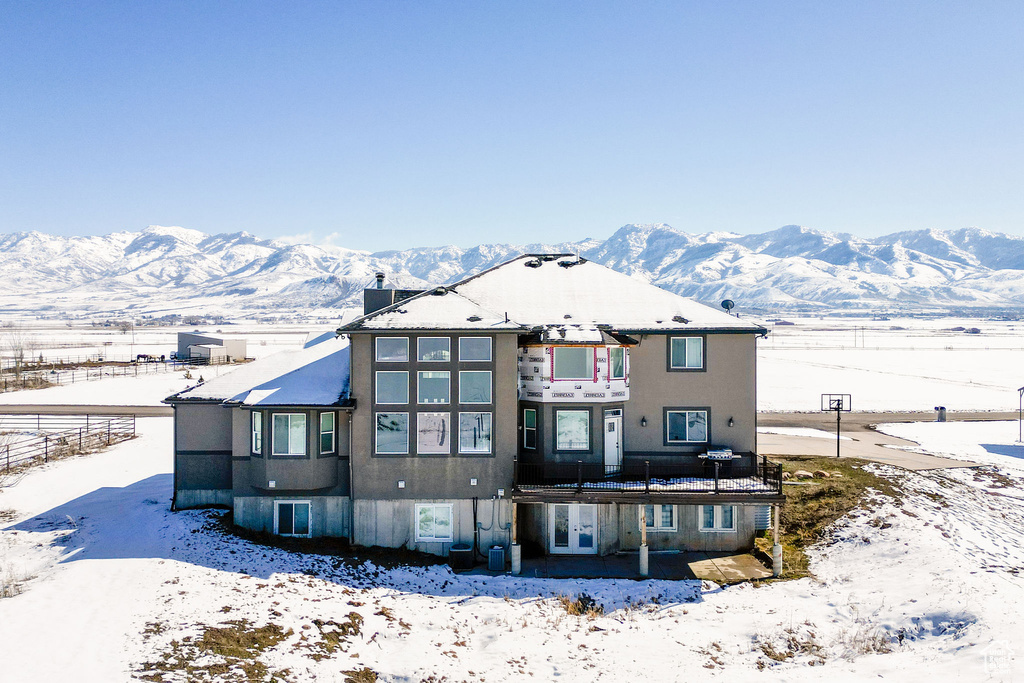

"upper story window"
[376, 412, 409, 454]
[418, 371, 450, 404]
[319, 412, 335, 454]
[555, 409, 590, 451]
[375, 371, 409, 404]
[376, 337, 409, 362]
[459, 337, 492, 362]
[459, 371, 492, 404]
[251, 411, 262, 455]
[418, 337, 450, 362]
[669, 336, 703, 370]
[272, 413, 306, 456]
[666, 409, 708, 443]
[609, 347, 626, 379]
[553, 347, 593, 380]
[523, 408, 537, 449]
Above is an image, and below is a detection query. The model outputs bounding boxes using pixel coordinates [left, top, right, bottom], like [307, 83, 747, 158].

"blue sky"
[1, 1, 1022, 251]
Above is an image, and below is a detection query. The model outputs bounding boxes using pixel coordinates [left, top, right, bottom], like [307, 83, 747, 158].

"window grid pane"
[553, 347, 591, 379]
[459, 412, 492, 453]
[459, 337, 491, 361]
[376, 371, 409, 404]
[610, 347, 625, 379]
[418, 337, 451, 362]
[459, 371, 491, 404]
[686, 337, 703, 368]
[418, 371, 450, 404]
[376, 337, 409, 362]
[417, 413, 451, 454]
[293, 503, 310, 535]
[278, 503, 294, 535]
[376, 413, 409, 454]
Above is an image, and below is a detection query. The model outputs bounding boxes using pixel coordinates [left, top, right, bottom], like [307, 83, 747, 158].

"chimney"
[375, 272, 385, 289]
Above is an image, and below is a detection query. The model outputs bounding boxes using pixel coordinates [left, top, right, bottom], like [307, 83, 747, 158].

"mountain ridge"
[2, 223, 1023, 316]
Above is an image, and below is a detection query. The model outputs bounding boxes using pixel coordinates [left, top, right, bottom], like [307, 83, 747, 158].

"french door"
[549, 503, 598, 555]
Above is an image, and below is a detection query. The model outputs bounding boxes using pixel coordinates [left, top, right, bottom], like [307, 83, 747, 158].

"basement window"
[275, 501, 311, 537]
[700, 505, 735, 532]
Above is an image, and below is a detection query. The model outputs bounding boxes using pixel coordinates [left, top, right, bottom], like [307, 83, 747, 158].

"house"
[166, 254, 783, 575]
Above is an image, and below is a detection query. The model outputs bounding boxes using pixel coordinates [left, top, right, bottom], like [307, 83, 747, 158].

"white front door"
[603, 413, 622, 472]
[549, 503, 598, 555]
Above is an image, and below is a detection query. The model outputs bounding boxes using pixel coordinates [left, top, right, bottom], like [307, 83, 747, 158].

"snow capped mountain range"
[2, 223, 1024, 317]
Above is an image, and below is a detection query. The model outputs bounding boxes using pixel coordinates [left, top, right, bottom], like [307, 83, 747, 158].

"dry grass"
[557, 593, 604, 618]
[342, 668, 378, 683]
[757, 455, 901, 579]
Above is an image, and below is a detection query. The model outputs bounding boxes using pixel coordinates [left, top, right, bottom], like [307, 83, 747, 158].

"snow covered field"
[758, 316, 1024, 411]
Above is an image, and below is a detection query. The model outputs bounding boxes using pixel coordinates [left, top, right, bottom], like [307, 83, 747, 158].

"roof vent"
[467, 315, 482, 322]
[375, 272, 385, 289]
[524, 259, 542, 268]
[563, 314, 572, 319]
[672, 315, 689, 324]
[558, 258, 585, 268]
[540, 254, 560, 262]
[431, 287, 448, 295]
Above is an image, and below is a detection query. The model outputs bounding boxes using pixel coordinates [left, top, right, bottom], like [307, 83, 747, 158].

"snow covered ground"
[0, 414, 1022, 680]
[758, 317, 1024, 412]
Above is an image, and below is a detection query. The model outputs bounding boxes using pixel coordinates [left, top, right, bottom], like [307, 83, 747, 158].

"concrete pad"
[511, 551, 768, 582]
[706, 552, 772, 581]
[758, 433, 982, 470]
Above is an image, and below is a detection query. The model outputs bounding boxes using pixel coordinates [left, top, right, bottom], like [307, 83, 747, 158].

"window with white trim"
[666, 410, 708, 443]
[319, 412, 335, 454]
[251, 411, 262, 455]
[459, 370, 491, 404]
[556, 410, 590, 451]
[375, 371, 409, 404]
[523, 408, 537, 449]
[376, 337, 409, 362]
[553, 347, 592, 380]
[375, 412, 409, 454]
[415, 503, 453, 542]
[418, 371, 450, 404]
[418, 337, 450, 362]
[700, 505, 735, 532]
[459, 412, 492, 453]
[275, 500, 311, 537]
[639, 504, 676, 532]
[609, 347, 626, 379]
[459, 337, 491, 361]
[416, 412, 451, 454]
[669, 336, 703, 370]
[272, 413, 306, 456]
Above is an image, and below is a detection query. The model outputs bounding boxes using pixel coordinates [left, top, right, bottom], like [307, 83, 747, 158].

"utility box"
[449, 543, 473, 572]
[935, 406, 947, 422]
[488, 545, 505, 572]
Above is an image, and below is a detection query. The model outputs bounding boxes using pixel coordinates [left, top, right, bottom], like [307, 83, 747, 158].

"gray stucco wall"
[174, 403, 232, 503]
[349, 332, 518, 500]
[352, 498, 512, 556]
[624, 333, 757, 456]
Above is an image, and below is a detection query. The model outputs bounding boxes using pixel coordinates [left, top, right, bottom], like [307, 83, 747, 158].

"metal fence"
[513, 456, 783, 495]
[0, 414, 136, 471]
[0, 359, 216, 393]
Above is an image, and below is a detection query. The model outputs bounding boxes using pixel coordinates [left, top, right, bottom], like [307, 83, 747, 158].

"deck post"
[510, 503, 521, 575]
[639, 505, 649, 578]
[772, 504, 783, 577]
[644, 460, 650, 494]
[576, 460, 583, 491]
[714, 461, 720, 493]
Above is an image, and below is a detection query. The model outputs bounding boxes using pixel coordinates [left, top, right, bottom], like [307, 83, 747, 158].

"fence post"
[645, 460, 650, 494]
[107, 421, 111, 446]
[79, 427, 83, 451]
[44, 435, 49, 463]
[5, 444, 9, 471]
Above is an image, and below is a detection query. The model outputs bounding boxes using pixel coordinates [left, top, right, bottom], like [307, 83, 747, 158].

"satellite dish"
[721, 299, 735, 313]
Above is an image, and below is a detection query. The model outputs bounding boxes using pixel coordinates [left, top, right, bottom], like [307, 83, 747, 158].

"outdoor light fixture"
[728, 417, 735, 427]
[640, 416, 647, 427]
[398, 480, 406, 489]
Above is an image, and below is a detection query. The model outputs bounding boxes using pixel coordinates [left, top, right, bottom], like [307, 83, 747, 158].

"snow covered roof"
[165, 334, 351, 407]
[341, 254, 765, 334]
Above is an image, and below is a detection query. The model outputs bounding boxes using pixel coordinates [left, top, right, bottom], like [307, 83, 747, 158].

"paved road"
[0, 404, 173, 416]
[758, 410, 990, 470]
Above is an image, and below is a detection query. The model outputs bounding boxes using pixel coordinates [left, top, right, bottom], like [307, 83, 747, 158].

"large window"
[418, 371, 450, 404]
[272, 413, 306, 456]
[523, 408, 537, 449]
[375, 371, 409, 404]
[459, 371, 491, 404]
[700, 505, 735, 532]
[375, 412, 409, 454]
[415, 503, 453, 542]
[669, 336, 704, 370]
[319, 412, 335, 454]
[459, 337, 491, 362]
[251, 411, 262, 455]
[666, 410, 708, 443]
[376, 337, 409, 362]
[640, 504, 676, 532]
[555, 410, 590, 451]
[459, 412, 492, 454]
[609, 347, 626, 379]
[275, 501, 311, 537]
[417, 412, 451, 454]
[418, 337, 450, 362]
[553, 347, 592, 380]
